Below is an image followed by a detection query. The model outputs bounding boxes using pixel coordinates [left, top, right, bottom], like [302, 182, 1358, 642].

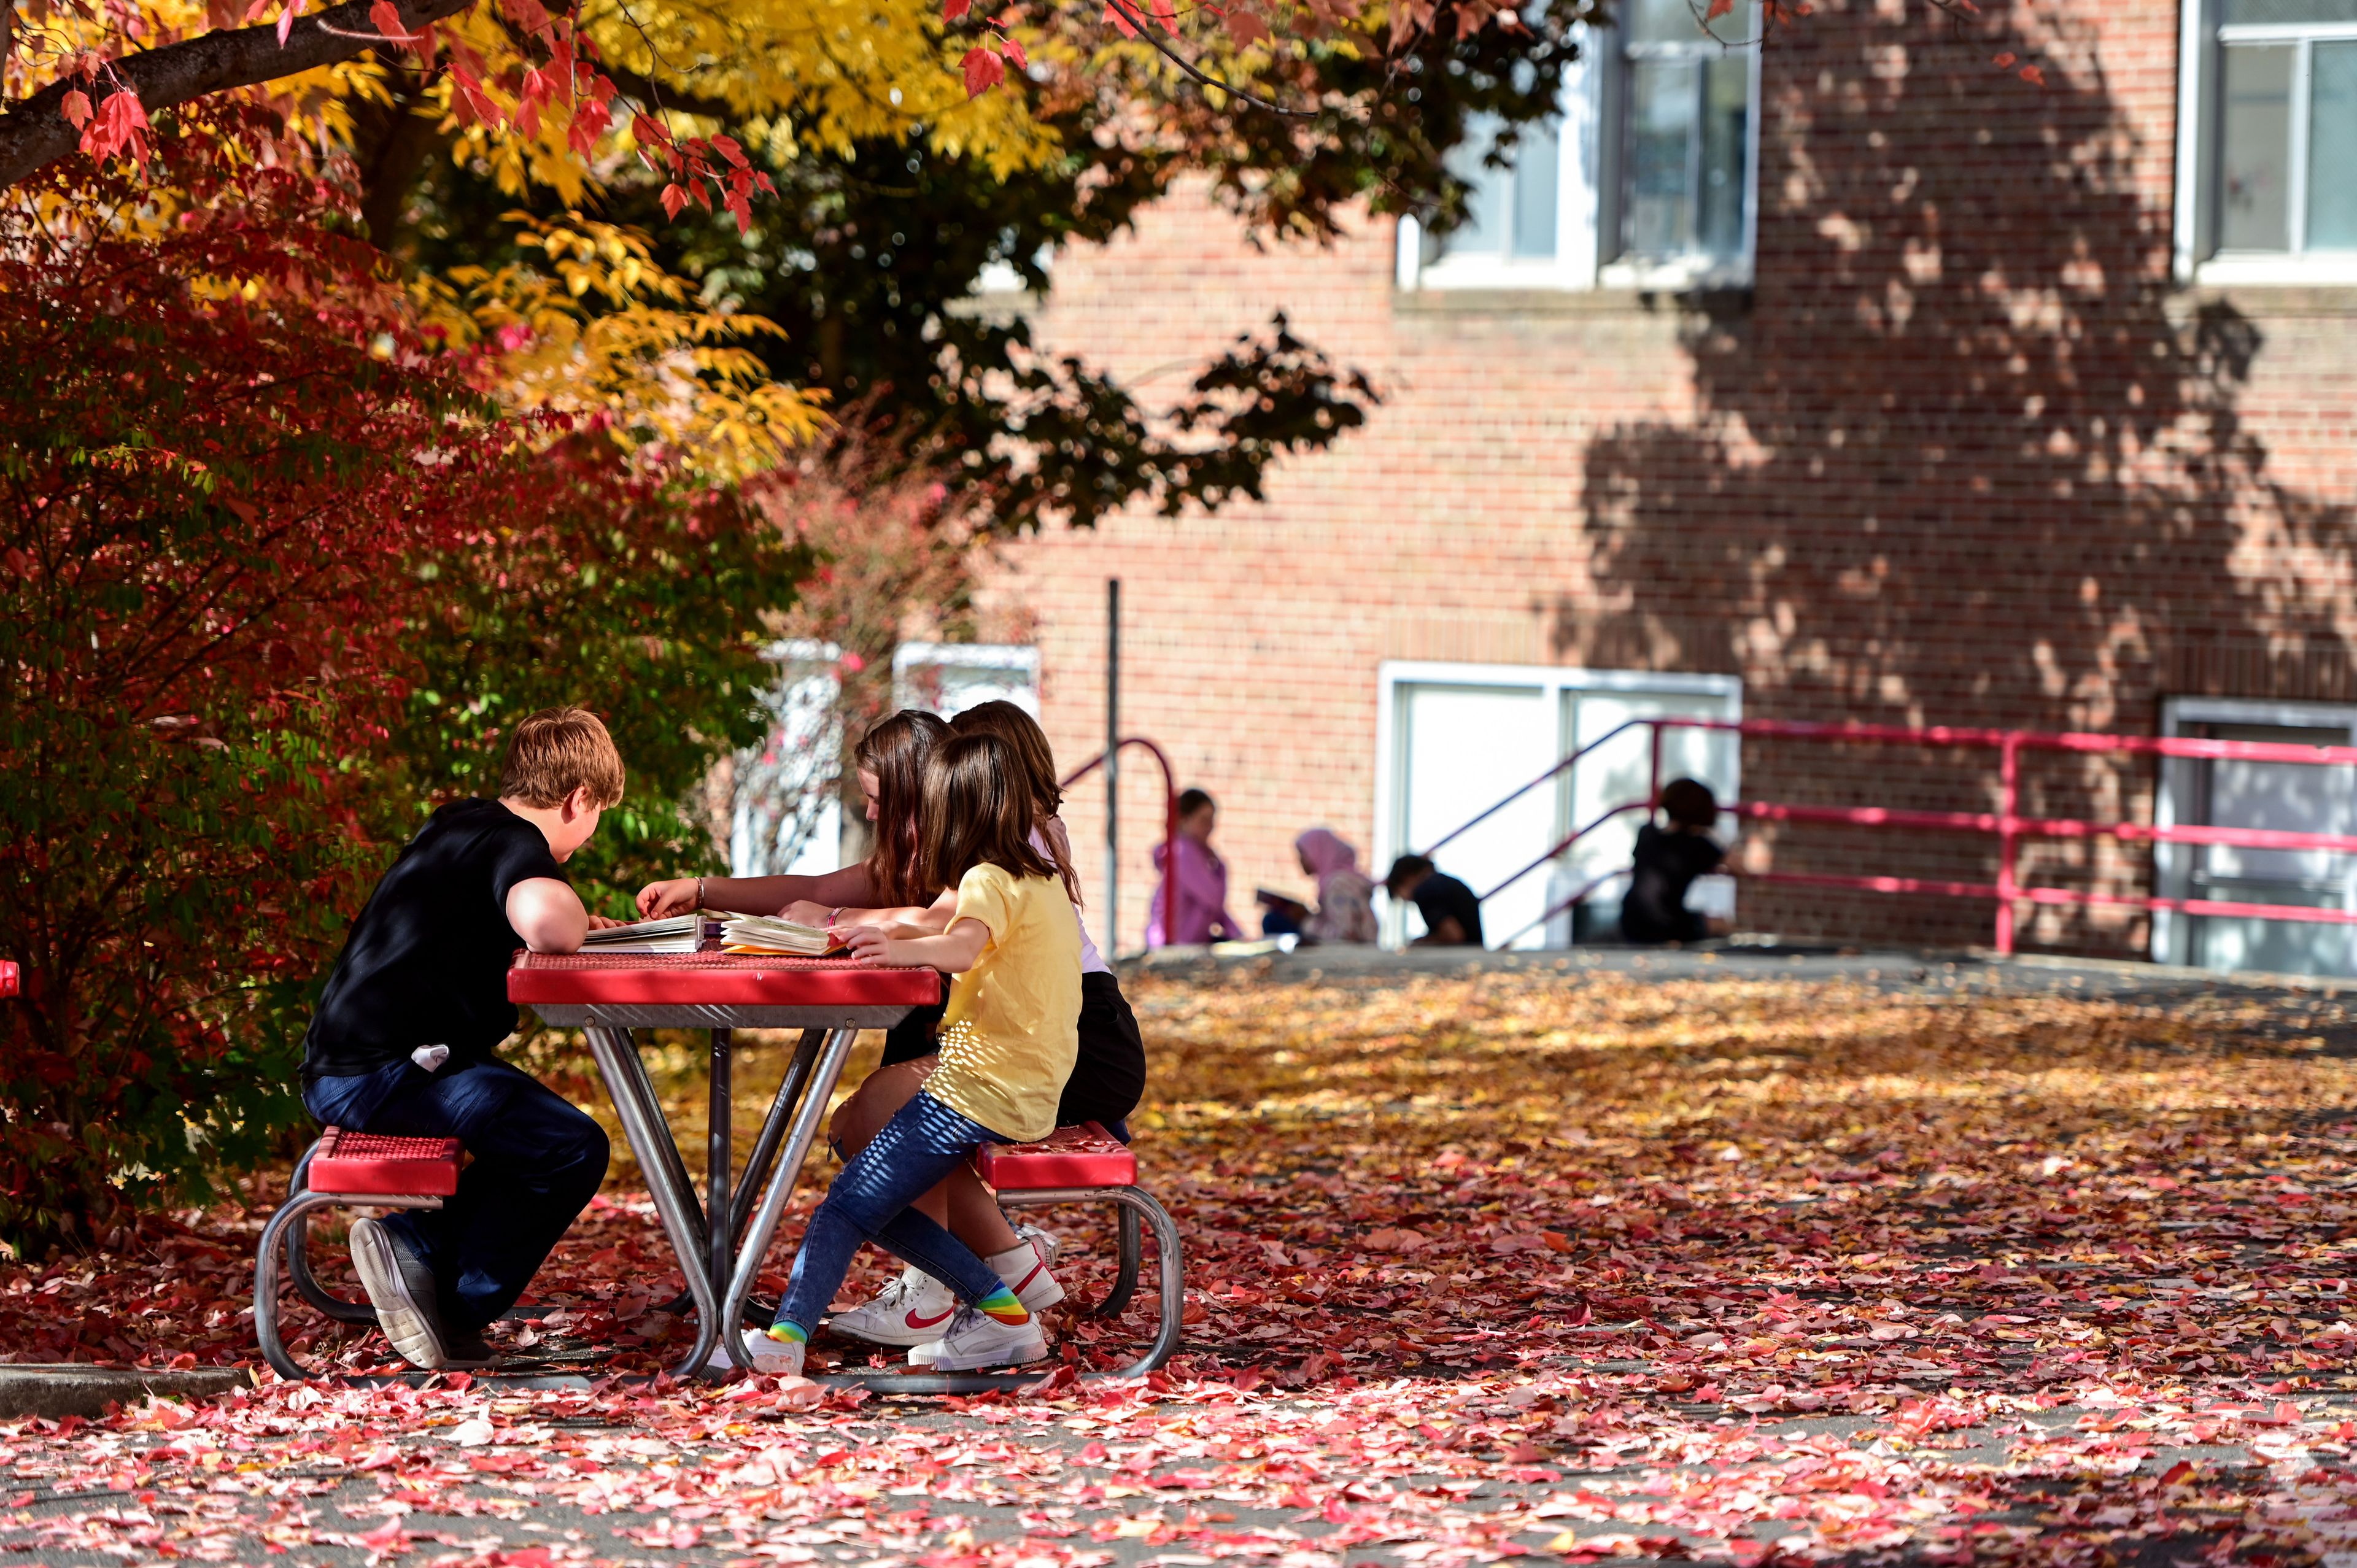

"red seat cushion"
[308, 1127, 463, 1197]
[973, 1122, 1136, 1190]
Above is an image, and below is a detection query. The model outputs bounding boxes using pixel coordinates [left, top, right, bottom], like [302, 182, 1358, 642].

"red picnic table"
[506, 951, 1185, 1389]
[509, 951, 941, 1379]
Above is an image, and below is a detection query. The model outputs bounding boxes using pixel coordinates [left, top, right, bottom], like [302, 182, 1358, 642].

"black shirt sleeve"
[487, 821, 566, 910]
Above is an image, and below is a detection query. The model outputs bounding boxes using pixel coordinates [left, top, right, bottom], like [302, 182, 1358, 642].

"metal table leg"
[731, 1029, 826, 1245]
[585, 1024, 721, 1377]
[704, 1027, 733, 1365]
[721, 1025, 861, 1351]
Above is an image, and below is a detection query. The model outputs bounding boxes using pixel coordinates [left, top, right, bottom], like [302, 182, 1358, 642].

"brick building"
[946, 0, 2357, 971]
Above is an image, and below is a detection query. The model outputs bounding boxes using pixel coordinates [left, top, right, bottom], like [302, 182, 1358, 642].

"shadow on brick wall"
[1564, 4, 2357, 954]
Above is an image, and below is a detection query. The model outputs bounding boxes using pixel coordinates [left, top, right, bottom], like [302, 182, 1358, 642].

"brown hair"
[948, 701, 1062, 814]
[855, 709, 949, 907]
[919, 732, 1066, 899]
[499, 707, 625, 808]
[948, 700, 1081, 901]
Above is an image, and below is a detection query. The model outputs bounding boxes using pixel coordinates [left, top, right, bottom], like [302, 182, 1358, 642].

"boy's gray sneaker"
[349, 1217, 454, 1370]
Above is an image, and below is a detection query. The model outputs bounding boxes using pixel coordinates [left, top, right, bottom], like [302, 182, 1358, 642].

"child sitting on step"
[742, 728, 1082, 1375]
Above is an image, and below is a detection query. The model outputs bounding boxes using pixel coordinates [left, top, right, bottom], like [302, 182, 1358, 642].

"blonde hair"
[498, 707, 625, 808]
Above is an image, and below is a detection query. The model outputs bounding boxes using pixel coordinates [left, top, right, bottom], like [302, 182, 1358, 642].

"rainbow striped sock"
[975, 1284, 1029, 1326]
[765, 1319, 810, 1345]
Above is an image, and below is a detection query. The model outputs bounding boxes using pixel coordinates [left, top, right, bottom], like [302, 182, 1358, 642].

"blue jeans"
[303, 1058, 610, 1332]
[775, 1090, 1009, 1335]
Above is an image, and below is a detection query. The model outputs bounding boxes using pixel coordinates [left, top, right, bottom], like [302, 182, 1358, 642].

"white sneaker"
[913, 1307, 1048, 1372]
[738, 1327, 805, 1377]
[827, 1267, 960, 1348]
[831, 1240, 1064, 1346]
[989, 1236, 1066, 1313]
[1013, 1222, 1062, 1268]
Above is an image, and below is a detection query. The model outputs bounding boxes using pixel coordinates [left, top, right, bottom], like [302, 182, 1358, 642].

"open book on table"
[716, 913, 838, 956]
[578, 913, 718, 954]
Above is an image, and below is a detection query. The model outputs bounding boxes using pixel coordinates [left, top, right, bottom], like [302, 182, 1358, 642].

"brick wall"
[980, 0, 2357, 957]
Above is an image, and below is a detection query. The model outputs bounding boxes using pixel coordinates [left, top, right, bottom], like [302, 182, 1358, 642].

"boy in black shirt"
[301, 708, 621, 1370]
[1619, 777, 1729, 944]
[1382, 854, 1486, 947]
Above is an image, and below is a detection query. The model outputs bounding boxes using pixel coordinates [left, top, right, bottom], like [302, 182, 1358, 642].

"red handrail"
[1061, 736, 1179, 953]
[1423, 716, 2357, 957]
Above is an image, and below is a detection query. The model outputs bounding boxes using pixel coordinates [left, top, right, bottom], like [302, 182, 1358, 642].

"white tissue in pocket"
[411, 1044, 451, 1072]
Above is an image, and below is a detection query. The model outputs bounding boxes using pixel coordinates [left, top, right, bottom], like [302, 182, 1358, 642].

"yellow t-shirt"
[924, 863, 1082, 1143]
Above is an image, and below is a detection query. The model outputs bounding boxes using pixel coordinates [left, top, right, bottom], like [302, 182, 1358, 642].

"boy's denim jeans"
[774, 1089, 1010, 1335]
[303, 1058, 609, 1333]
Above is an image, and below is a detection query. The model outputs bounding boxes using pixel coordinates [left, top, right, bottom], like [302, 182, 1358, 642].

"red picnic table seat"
[253, 1127, 465, 1378]
[975, 1122, 1137, 1188]
[308, 1129, 462, 1196]
[967, 1121, 1177, 1371]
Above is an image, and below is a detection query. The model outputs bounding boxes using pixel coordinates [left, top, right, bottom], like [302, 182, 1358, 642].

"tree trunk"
[0, 0, 478, 190]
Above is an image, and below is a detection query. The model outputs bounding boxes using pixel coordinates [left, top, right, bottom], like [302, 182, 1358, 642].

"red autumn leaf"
[60, 89, 92, 129]
[2019, 64, 2045, 85]
[945, 0, 972, 18]
[1002, 33, 1028, 69]
[1221, 6, 1270, 45]
[658, 182, 687, 220]
[961, 43, 1005, 98]
[1705, 0, 1733, 16]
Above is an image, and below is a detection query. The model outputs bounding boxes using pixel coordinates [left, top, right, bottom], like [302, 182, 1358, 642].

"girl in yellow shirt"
[743, 730, 1081, 1376]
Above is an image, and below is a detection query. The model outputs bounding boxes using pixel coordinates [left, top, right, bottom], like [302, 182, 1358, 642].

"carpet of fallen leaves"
[9, 962, 2357, 1567]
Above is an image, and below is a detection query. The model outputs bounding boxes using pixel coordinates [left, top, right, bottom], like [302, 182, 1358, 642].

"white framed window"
[1371, 662, 1742, 949]
[2154, 696, 2357, 978]
[1396, 0, 1760, 293]
[891, 641, 1040, 718]
[2176, 0, 2357, 285]
[733, 639, 846, 878]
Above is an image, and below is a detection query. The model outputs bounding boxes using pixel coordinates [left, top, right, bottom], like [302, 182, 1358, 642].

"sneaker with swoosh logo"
[827, 1237, 1066, 1348]
[826, 1268, 958, 1347]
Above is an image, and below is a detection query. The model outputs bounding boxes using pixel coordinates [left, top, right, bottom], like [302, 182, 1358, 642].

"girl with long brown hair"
[818, 700, 1147, 1354]
[635, 707, 948, 925]
[738, 730, 1080, 1376]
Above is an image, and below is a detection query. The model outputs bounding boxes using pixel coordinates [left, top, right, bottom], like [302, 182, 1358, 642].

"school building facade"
[937, 0, 2357, 971]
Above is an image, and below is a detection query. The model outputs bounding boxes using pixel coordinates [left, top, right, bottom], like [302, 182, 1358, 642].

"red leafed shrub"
[0, 122, 540, 1245]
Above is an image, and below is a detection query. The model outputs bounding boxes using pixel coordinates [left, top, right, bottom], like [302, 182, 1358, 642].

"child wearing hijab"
[1291, 828, 1379, 943]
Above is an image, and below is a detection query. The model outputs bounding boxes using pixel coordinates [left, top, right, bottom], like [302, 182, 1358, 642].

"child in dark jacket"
[1619, 778, 1729, 945]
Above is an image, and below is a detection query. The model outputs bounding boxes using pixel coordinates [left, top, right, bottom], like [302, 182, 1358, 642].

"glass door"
[2157, 699, 2357, 977]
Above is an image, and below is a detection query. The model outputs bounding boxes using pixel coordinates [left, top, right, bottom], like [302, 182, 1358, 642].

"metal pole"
[706, 1027, 733, 1332]
[1105, 577, 1121, 952]
[1997, 733, 2021, 955]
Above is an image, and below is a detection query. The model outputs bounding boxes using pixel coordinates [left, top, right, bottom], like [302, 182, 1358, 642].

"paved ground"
[9, 950, 2357, 1567]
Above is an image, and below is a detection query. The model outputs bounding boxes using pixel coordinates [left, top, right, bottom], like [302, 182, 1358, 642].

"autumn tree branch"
[0, 0, 480, 190]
